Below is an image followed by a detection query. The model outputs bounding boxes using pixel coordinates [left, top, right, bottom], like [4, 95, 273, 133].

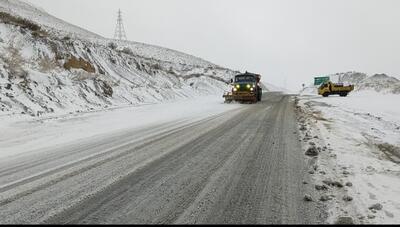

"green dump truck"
[223, 72, 262, 103]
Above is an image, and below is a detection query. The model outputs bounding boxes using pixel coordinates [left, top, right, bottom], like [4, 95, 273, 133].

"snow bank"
[297, 92, 400, 224]
[315, 91, 400, 129]
[0, 95, 243, 160]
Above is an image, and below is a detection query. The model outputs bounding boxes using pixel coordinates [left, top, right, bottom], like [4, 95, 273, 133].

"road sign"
[314, 76, 330, 86]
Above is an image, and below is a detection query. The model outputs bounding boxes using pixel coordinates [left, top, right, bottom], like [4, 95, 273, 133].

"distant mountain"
[335, 72, 368, 85]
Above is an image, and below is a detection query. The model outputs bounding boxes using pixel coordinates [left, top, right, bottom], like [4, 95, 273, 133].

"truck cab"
[318, 81, 354, 97]
[224, 72, 262, 103]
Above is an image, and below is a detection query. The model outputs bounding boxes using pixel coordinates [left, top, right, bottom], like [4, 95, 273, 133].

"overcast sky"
[26, 0, 400, 90]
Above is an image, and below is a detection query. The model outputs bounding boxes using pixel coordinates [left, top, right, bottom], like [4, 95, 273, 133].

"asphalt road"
[0, 93, 325, 224]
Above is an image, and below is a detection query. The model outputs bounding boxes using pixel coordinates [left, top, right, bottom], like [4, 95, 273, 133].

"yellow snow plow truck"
[318, 81, 354, 97]
[223, 72, 262, 103]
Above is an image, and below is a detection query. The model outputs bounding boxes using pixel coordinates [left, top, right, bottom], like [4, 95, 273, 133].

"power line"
[114, 9, 127, 41]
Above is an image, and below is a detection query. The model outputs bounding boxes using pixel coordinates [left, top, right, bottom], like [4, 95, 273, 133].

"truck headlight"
[236, 84, 240, 89]
[250, 88, 254, 91]
[233, 88, 238, 92]
[246, 84, 251, 89]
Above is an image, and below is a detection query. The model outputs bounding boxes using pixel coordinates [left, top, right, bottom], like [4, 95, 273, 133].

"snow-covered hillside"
[0, 0, 100, 39]
[0, 0, 239, 117]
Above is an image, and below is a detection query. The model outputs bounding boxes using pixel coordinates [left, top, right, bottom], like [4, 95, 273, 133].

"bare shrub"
[2, 46, 27, 80]
[95, 79, 113, 97]
[38, 56, 58, 72]
[151, 63, 162, 70]
[121, 47, 133, 55]
[108, 42, 118, 50]
[64, 56, 96, 73]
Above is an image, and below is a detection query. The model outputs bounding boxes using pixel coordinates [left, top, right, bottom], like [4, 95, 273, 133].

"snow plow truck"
[318, 81, 354, 97]
[223, 72, 262, 103]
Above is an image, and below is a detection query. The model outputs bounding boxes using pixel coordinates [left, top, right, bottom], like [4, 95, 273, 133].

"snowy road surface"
[0, 93, 324, 224]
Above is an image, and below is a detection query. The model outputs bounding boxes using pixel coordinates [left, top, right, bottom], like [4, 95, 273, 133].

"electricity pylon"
[114, 9, 127, 41]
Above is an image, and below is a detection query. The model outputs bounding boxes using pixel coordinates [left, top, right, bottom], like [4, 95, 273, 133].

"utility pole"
[114, 9, 127, 41]
[283, 75, 287, 91]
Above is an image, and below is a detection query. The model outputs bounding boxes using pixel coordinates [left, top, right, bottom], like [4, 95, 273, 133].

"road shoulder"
[295, 94, 400, 224]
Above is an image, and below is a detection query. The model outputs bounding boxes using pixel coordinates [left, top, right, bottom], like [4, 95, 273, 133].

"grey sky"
[26, 0, 400, 90]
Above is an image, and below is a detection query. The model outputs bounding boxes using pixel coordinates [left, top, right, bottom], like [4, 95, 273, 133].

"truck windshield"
[235, 75, 255, 83]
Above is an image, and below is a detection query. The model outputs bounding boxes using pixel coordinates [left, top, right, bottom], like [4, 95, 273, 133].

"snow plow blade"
[223, 92, 257, 103]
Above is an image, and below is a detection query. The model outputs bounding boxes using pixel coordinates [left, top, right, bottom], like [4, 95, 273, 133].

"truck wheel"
[322, 93, 329, 97]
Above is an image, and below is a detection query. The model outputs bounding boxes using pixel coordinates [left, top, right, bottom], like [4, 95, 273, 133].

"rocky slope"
[0, 0, 238, 117]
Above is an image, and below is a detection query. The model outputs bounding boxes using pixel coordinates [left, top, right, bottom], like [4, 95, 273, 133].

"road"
[0, 93, 325, 224]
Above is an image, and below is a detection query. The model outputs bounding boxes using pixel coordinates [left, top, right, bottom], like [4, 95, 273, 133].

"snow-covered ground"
[296, 91, 400, 224]
[0, 95, 243, 160]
